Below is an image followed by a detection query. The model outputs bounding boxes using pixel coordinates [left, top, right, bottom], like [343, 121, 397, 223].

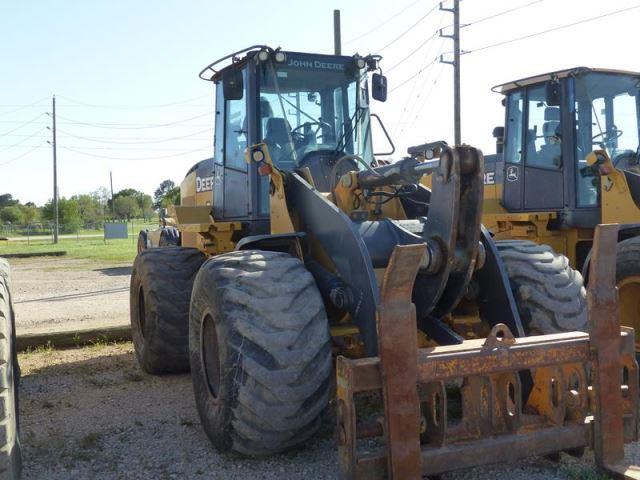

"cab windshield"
[575, 72, 640, 205]
[258, 54, 373, 169]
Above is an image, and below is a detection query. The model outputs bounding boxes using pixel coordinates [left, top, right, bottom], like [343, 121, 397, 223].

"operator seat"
[539, 107, 562, 167]
[264, 118, 295, 169]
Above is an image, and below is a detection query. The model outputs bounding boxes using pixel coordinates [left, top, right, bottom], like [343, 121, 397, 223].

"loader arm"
[286, 145, 491, 355]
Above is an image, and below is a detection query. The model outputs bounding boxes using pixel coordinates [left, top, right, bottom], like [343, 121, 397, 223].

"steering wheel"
[592, 128, 623, 145]
[291, 120, 334, 143]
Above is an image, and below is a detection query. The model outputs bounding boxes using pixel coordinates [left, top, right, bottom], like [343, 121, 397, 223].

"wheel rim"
[201, 314, 221, 401]
[138, 287, 146, 340]
[617, 275, 640, 350]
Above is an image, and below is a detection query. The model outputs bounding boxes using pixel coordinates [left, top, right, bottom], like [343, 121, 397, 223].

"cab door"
[502, 91, 524, 210]
[502, 85, 564, 211]
[213, 69, 250, 220]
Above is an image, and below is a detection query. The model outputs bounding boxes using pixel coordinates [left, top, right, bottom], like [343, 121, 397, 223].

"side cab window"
[505, 91, 524, 164]
[524, 85, 562, 169]
[224, 70, 248, 171]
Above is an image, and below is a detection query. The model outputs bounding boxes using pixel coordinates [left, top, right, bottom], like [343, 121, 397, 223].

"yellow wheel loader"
[130, 51, 639, 478]
[473, 67, 640, 352]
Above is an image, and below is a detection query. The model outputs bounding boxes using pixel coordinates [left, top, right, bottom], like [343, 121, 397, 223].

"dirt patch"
[8, 257, 130, 334]
[19, 343, 625, 480]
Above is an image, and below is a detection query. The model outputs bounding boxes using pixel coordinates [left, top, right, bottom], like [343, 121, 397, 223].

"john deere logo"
[506, 166, 519, 182]
[196, 176, 214, 193]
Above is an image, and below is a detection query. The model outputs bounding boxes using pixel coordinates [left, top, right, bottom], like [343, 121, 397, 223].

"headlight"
[258, 50, 269, 62]
[252, 149, 265, 162]
[356, 58, 366, 69]
[274, 51, 286, 63]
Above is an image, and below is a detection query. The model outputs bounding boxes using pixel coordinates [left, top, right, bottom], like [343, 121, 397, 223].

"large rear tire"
[614, 237, 640, 350]
[189, 250, 332, 456]
[136, 230, 149, 254]
[159, 227, 180, 247]
[495, 240, 587, 335]
[0, 259, 21, 480]
[130, 247, 206, 374]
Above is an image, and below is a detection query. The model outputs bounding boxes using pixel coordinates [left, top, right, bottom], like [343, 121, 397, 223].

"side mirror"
[545, 81, 560, 106]
[372, 73, 387, 102]
[222, 68, 244, 100]
[492, 126, 505, 154]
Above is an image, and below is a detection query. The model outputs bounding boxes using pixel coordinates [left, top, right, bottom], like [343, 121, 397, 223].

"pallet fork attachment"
[336, 224, 640, 479]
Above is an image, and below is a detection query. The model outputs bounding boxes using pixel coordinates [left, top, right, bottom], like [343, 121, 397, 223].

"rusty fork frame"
[336, 224, 640, 479]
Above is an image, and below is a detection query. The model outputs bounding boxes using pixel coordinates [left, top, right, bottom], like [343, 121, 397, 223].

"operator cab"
[493, 67, 640, 227]
[199, 46, 389, 233]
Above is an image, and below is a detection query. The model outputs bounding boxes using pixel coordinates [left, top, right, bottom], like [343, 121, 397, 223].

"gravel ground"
[8, 257, 130, 334]
[19, 343, 627, 480]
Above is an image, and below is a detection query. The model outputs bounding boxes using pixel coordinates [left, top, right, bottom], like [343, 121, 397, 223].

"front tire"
[0, 259, 21, 480]
[496, 240, 587, 335]
[189, 250, 331, 456]
[130, 248, 206, 374]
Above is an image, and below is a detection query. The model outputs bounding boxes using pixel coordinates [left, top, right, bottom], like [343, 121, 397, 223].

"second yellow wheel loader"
[473, 67, 640, 351]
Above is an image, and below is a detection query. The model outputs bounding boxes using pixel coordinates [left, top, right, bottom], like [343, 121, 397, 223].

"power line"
[386, 27, 441, 73]
[0, 98, 49, 117]
[0, 142, 46, 167]
[378, 1, 441, 52]
[0, 144, 211, 151]
[56, 94, 212, 110]
[401, 64, 446, 136]
[464, 3, 640, 55]
[0, 114, 46, 136]
[461, 0, 544, 29]
[56, 112, 212, 129]
[0, 128, 48, 153]
[343, 0, 423, 45]
[390, 56, 440, 93]
[60, 145, 211, 161]
[58, 122, 212, 129]
[390, 16, 448, 140]
[55, 127, 212, 145]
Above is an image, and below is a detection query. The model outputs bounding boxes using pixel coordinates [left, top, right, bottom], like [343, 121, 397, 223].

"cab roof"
[198, 45, 359, 82]
[493, 67, 640, 94]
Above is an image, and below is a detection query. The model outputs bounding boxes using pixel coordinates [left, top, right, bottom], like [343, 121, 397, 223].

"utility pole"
[439, 0, 461, 145]
[110, 171, 115, 219]
[333, 9, 342, 55]
[51, 95, 59, 243]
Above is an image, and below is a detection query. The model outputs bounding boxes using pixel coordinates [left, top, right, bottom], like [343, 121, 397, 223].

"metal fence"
[0, 221, 157, 245]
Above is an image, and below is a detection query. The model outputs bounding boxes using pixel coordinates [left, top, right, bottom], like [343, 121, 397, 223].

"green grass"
[0, 238, 137, 263]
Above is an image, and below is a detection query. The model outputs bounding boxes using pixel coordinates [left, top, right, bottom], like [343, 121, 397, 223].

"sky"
[1, 0, 639, 205]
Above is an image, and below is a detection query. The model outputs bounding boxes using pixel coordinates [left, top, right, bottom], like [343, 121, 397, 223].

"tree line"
[0, 179, 181, 230]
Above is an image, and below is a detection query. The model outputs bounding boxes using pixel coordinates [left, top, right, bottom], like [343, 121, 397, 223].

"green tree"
[92, 187, 110, 220]
[20, 204, 40, 224]
[109, 188, 151, 219]
[160, 186, 181, 208]
[0, 194, 18, 209]
[154, 180, 176, 209]
[0, 206, 24, 224]
[73, 193, 104, 225]
[139, 194, 154, 221]
[42, 197, 82, 232]
[113, 196, 141, 220]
